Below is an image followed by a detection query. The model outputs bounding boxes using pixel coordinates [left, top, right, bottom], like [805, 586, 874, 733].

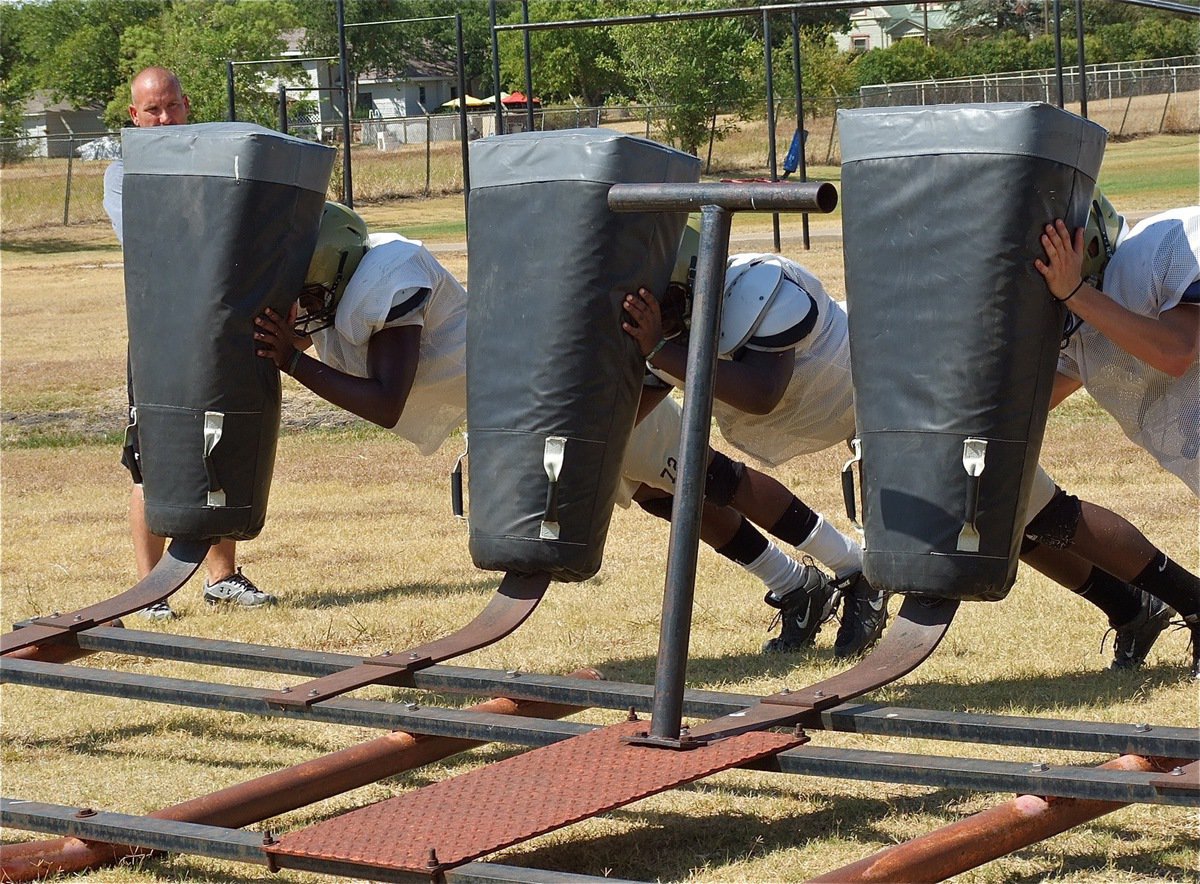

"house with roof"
[834, 4, 951, 53]
[18, 92, 107, 158]
[275, 29, 462, 144]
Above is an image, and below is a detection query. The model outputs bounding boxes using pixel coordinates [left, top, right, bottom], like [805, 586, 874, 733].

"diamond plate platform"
[266, 719, 802, 873]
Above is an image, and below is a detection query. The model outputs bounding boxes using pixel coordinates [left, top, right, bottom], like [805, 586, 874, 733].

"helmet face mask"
[1081, 189, 1124, 284]
[663, 215, 701, 337]
[293, 202, 368, 337]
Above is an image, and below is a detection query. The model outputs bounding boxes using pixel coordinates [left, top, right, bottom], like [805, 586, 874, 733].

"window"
[851, 35, 870, 52]
[418, 86, 427, 106]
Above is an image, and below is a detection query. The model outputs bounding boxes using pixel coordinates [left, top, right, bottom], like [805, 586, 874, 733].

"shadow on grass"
[595, 649, 1190, 717]
[1, 236, 121, 256]
[12, 710, 336, 764]
[287, 575, 499, 610]
[502, 790, 1195, 882]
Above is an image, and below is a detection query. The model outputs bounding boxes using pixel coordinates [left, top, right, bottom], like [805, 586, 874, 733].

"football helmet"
[660, 215, 701, 337]
[1081, 188, 1125, 284]
[294, 201, 369, 336]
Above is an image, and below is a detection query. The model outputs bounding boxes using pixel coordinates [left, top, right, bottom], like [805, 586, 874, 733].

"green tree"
[763, 27, 858, 114]
[496, 0, 627, 106]
[852, 39, 961, 87]
[110, 0, 300, 127]
[610, 1, 758, 155]
[0, 4, 34, 151]
[949, 0, 1045, 38]
[14, 0, 163, 108]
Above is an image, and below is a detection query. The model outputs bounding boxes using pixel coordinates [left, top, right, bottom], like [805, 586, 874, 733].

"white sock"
[744, 542, 806, 594]
[797, 514, 862, 578]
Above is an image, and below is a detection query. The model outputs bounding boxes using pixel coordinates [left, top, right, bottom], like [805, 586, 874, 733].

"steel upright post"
[649, 206, 733, 740]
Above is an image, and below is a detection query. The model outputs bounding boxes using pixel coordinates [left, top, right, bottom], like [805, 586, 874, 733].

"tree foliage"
[107, 0, 299, 127]
[610, 0, 760, 155]
[0, 0, 1194, 143]
[949, 0, 1046, 38]
[496, 0, 627, 107]
[15, 0, 163, 108]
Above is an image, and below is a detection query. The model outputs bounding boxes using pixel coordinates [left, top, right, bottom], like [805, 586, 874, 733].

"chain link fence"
[4, 57, 1196, 231]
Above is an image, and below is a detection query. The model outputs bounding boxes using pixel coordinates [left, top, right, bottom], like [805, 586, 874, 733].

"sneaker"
[761, 562, 835, 654]
[136, 601, 177, 621]
[833, 573, 888, 658]
[202, 569, 276, 608]
[1109, 590, 1173, 670]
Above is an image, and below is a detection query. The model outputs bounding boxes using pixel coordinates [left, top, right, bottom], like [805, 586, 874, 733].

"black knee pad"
[637, 494, 675, 522]
[705, 451, 745, 508]
[1023, 488, 1081, 550]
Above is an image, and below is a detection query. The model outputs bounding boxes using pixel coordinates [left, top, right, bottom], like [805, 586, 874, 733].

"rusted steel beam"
[2, 618, 130, 665]
[807, 754, 1188, 883]
[0, 669, 602, 882]
[0, 540, 208, 656]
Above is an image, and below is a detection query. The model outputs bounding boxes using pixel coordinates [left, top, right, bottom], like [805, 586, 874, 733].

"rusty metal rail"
[0, 539, 209, 656]
[3, 656, 1196, 805]
[0, 799, 632, 884]
[262, 570, 550, 709]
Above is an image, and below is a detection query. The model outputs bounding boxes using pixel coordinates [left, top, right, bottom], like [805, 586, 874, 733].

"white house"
[18, 92, 107, 158]
[834, 4, 951, 53]
[276, 30, 461, 143]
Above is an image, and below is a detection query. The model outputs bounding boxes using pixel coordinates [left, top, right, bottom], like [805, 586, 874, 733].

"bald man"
[104, 67, 274, 618]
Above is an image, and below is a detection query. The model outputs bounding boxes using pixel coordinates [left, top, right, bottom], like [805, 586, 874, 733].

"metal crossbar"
[0, 539, 209, 655]
[8, 628, 1198, 759]
[0, 799, 632, 884]
[3, 657, 1195, 805]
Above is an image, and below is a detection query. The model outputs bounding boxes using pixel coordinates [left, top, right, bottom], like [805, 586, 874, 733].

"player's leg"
[1024, 466, 1196, 672]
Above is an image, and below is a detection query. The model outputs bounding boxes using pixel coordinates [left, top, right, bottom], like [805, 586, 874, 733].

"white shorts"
[1023, 463, 1058, 526]
[615, 395, 685, 507]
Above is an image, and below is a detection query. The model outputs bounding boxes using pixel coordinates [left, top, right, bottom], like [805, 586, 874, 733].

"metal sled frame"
[0, 538, 210, 656]
[3, 636, 1198, 881]
[6, 182, 1189, 881]
[262, 570, 551, 709]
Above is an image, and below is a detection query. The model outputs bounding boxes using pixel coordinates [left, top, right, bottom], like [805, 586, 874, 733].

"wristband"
[283, 349, 302, 376]
[1060, 279, 1085, 303]
[646, 337, 668, 362]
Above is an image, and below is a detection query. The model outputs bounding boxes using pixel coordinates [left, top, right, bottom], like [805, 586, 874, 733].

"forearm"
[288, 352, 404, 428]
[647, 343, 790, 415]
[1066, 289, 1197, 377]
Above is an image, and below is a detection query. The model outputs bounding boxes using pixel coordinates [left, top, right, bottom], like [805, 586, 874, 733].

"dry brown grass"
[1, 154, 1197, 882]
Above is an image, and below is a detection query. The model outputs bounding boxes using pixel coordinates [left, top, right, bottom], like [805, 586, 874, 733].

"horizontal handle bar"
[608, 180, 837, 214]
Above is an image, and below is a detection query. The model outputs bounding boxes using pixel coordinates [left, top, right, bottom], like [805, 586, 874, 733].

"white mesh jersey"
[312, 232, 467, 455]
[1058, 207, 1200, 495]
[655, 253, 855, 466]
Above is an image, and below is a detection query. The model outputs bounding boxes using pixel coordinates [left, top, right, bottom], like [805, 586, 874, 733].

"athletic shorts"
[615, 395, 685, 507]
[1023, 463, 1057, 526]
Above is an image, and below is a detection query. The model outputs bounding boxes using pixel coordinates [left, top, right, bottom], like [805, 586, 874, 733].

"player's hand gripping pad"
[122, 123, 334, 541]
[839, 103, 1106, 600]
[467, 129, 699, 581]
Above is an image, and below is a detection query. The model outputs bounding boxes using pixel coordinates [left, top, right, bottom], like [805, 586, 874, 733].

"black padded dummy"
[122, 123, 334, 541]
[839, 103, 1105, 600]
[466, 129, 699, 581]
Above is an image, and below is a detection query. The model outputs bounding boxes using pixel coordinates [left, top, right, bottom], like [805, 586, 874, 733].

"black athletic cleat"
[761, 562, 835, 654]
[1109, 590, 1173, 670]
[1184, 613, 1200, 680]
[833, 573, 887, 658]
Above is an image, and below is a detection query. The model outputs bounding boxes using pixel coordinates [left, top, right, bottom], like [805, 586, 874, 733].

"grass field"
[1, 133, 1197, 883]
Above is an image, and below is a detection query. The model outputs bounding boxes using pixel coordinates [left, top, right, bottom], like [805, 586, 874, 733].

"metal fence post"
[63, 135, 73, 226]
